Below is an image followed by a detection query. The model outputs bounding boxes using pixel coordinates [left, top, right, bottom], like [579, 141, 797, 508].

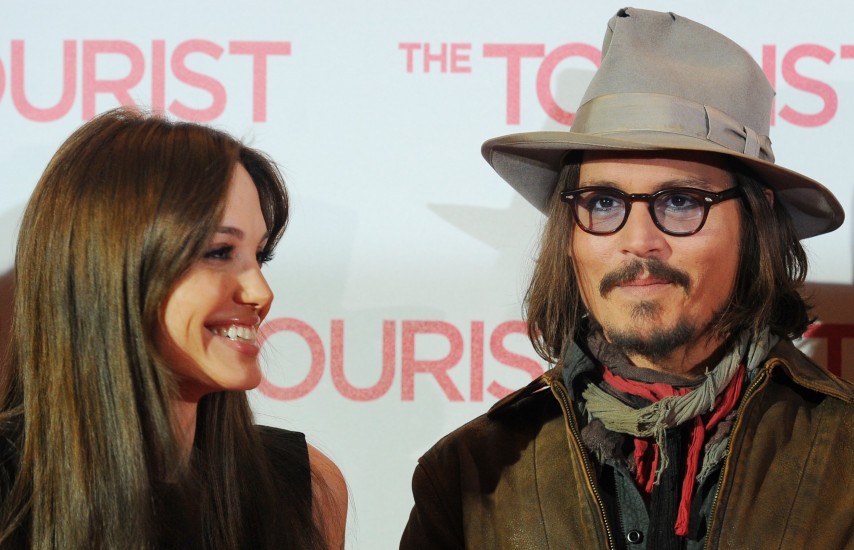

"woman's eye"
[257, 250, 275, 266]
[204, 245, 233, 261]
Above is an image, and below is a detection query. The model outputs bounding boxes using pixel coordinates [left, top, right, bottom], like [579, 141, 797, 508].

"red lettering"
[228, 41, 291, 122]
[401, 320, 464, 401]
[470, 321, 484, 401]
[398, 43, 421, 73]
[330, 319, 395, 401]
[1, 38, 297, 123]
[450, 43, 471, 73]
[779, 44, 837, 127]
[11, 40, 76, 122]
[82, 40, 145, 119]
[257, 318, 325, 400]
[423, 43, 448, 73]
[483, 43, 545, 124]
[536, 43, 600, 126]
[488, 321, 544, 399]
[151, 40, 166, 114]
[169, 39, 227, 122]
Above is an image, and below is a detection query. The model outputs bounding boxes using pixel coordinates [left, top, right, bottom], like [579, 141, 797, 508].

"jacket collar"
[765, 339, 854, 403]
[487, 336, 854, 417]
[486, 341, 593, 418]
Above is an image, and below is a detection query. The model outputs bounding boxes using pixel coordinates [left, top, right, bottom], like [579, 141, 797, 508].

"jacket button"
[626, 530, 643, 544]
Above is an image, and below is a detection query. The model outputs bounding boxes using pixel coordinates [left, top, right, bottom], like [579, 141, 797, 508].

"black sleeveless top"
[0, 425, 310, 497]
[0, 424, 314, 548]
[258, 425, 312, 502]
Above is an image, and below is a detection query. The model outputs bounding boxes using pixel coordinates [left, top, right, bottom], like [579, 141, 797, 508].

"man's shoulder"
[769, 339, 854, 404]
[418, 371, 564, 466]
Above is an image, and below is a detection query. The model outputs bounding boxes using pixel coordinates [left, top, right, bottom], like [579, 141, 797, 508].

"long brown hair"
[525, 151, 810, 364]
[0, 108, 323, 548]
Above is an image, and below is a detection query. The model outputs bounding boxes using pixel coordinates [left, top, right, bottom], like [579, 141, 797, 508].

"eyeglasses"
[560, 186, 741, 236]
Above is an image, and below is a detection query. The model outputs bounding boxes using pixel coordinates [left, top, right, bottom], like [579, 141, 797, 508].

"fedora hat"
[481, 7, 843, 239]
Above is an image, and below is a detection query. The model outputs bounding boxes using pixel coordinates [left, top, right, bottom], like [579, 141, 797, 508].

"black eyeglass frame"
[559, 186, 742, 236]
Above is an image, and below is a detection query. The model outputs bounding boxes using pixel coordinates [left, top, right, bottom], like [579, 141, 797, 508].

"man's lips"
[618, 277, 672, 287]
[599, 259, 690, 297]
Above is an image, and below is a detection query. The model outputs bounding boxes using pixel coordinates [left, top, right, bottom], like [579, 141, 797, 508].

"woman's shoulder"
[255, 425, 348, 548]
[256, 425, 308, 453]
[306, 444, 347, 505]
[255, 425, 311, 482]
[307, 444, 348, 550]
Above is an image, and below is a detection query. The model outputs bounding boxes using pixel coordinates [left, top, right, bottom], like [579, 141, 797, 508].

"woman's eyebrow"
[215, 226, 244, 239]
[216, 226, 271, 243]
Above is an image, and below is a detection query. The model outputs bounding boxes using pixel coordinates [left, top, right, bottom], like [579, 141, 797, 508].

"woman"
[0, 108, 347, 548]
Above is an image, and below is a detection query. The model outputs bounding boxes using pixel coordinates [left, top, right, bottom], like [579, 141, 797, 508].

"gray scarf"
[582, 329, 776, 483]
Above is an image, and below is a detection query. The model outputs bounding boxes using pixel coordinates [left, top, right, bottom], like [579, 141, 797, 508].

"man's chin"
[604, 319, 696, 363]
[629, 300, 663, 321]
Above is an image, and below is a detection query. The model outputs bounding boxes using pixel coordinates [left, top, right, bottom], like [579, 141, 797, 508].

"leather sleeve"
[400, 450, 465, 549]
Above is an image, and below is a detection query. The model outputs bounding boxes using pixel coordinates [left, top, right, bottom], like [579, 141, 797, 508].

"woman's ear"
[763, 187, 774, 208]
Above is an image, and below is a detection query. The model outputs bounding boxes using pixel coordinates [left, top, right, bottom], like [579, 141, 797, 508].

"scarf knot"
[580, 329, 776, 537]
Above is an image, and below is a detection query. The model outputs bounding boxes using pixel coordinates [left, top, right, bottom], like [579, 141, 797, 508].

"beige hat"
[481, 7, 843, 239]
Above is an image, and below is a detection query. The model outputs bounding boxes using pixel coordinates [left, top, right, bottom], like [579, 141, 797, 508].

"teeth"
[212, 325, 257, 343]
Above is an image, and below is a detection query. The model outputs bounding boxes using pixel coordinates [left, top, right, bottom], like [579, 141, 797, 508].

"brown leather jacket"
[400, 340, 854, 549]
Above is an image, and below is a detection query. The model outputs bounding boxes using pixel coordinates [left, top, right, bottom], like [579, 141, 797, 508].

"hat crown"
[581, 8, 774, 137]
[480, 8, 844, 239]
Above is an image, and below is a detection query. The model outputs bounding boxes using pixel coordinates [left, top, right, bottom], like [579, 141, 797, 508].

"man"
[400, 7, 854, 549]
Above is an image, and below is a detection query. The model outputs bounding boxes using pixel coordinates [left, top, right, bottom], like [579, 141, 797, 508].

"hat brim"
[482, 131, 844, 239]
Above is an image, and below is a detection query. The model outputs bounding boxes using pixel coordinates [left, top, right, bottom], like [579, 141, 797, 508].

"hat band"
[571, 93, 775, 162]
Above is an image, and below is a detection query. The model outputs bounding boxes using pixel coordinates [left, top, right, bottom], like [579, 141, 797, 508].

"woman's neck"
[171, 398, 199, 466]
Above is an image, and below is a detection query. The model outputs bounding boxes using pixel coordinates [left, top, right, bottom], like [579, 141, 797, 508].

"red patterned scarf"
[600, 363, 745, 536]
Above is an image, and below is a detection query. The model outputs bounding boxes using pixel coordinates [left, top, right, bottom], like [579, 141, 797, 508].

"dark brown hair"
[0, 108, 324, 548]
[525, 151, 810, 363]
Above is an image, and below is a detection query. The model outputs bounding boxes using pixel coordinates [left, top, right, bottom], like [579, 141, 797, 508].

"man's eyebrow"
[579, 177, 719, 192]
[654, 178, 717, 191]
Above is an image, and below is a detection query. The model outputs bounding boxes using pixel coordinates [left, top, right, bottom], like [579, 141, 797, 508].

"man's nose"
[617, 205, 670, 258]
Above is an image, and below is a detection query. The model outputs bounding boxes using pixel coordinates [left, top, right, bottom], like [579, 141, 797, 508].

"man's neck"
[626, 336, 729, 380]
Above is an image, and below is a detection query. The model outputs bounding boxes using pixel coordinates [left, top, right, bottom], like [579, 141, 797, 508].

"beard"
[597, 299, 725, 363]
[593, 259, 699, 363]
[604, 315, 696, 362]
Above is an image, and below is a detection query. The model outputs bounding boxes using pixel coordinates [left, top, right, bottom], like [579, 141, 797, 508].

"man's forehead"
[578, 150, 738, 189]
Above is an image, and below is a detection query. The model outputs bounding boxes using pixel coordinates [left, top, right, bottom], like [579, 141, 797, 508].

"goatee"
[605, 319, 696, 362]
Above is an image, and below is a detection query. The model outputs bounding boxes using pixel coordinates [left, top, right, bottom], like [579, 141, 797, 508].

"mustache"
[598, 259, 690, 297]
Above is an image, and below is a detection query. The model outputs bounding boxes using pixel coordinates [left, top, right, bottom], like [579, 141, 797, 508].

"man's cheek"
[574, 271, 596, 308]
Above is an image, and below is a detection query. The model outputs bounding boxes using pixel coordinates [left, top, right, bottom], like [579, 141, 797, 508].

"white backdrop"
[2, 1, 854, 547]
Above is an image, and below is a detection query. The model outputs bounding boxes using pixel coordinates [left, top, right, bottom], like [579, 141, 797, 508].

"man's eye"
[204, 245, 233, 260]
[661, 193, 701, 210]
[585, 194, 622, 212]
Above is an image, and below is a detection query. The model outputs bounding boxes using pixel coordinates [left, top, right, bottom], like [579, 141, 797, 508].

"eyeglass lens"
[574, 189, 707, 235]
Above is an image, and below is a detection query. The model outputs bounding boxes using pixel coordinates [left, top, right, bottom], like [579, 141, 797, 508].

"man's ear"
[763, 187, 774, 208]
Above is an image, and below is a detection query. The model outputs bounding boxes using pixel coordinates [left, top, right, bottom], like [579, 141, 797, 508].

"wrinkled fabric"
[400, 340, 854, 549]
[581, 330, 774, 480]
